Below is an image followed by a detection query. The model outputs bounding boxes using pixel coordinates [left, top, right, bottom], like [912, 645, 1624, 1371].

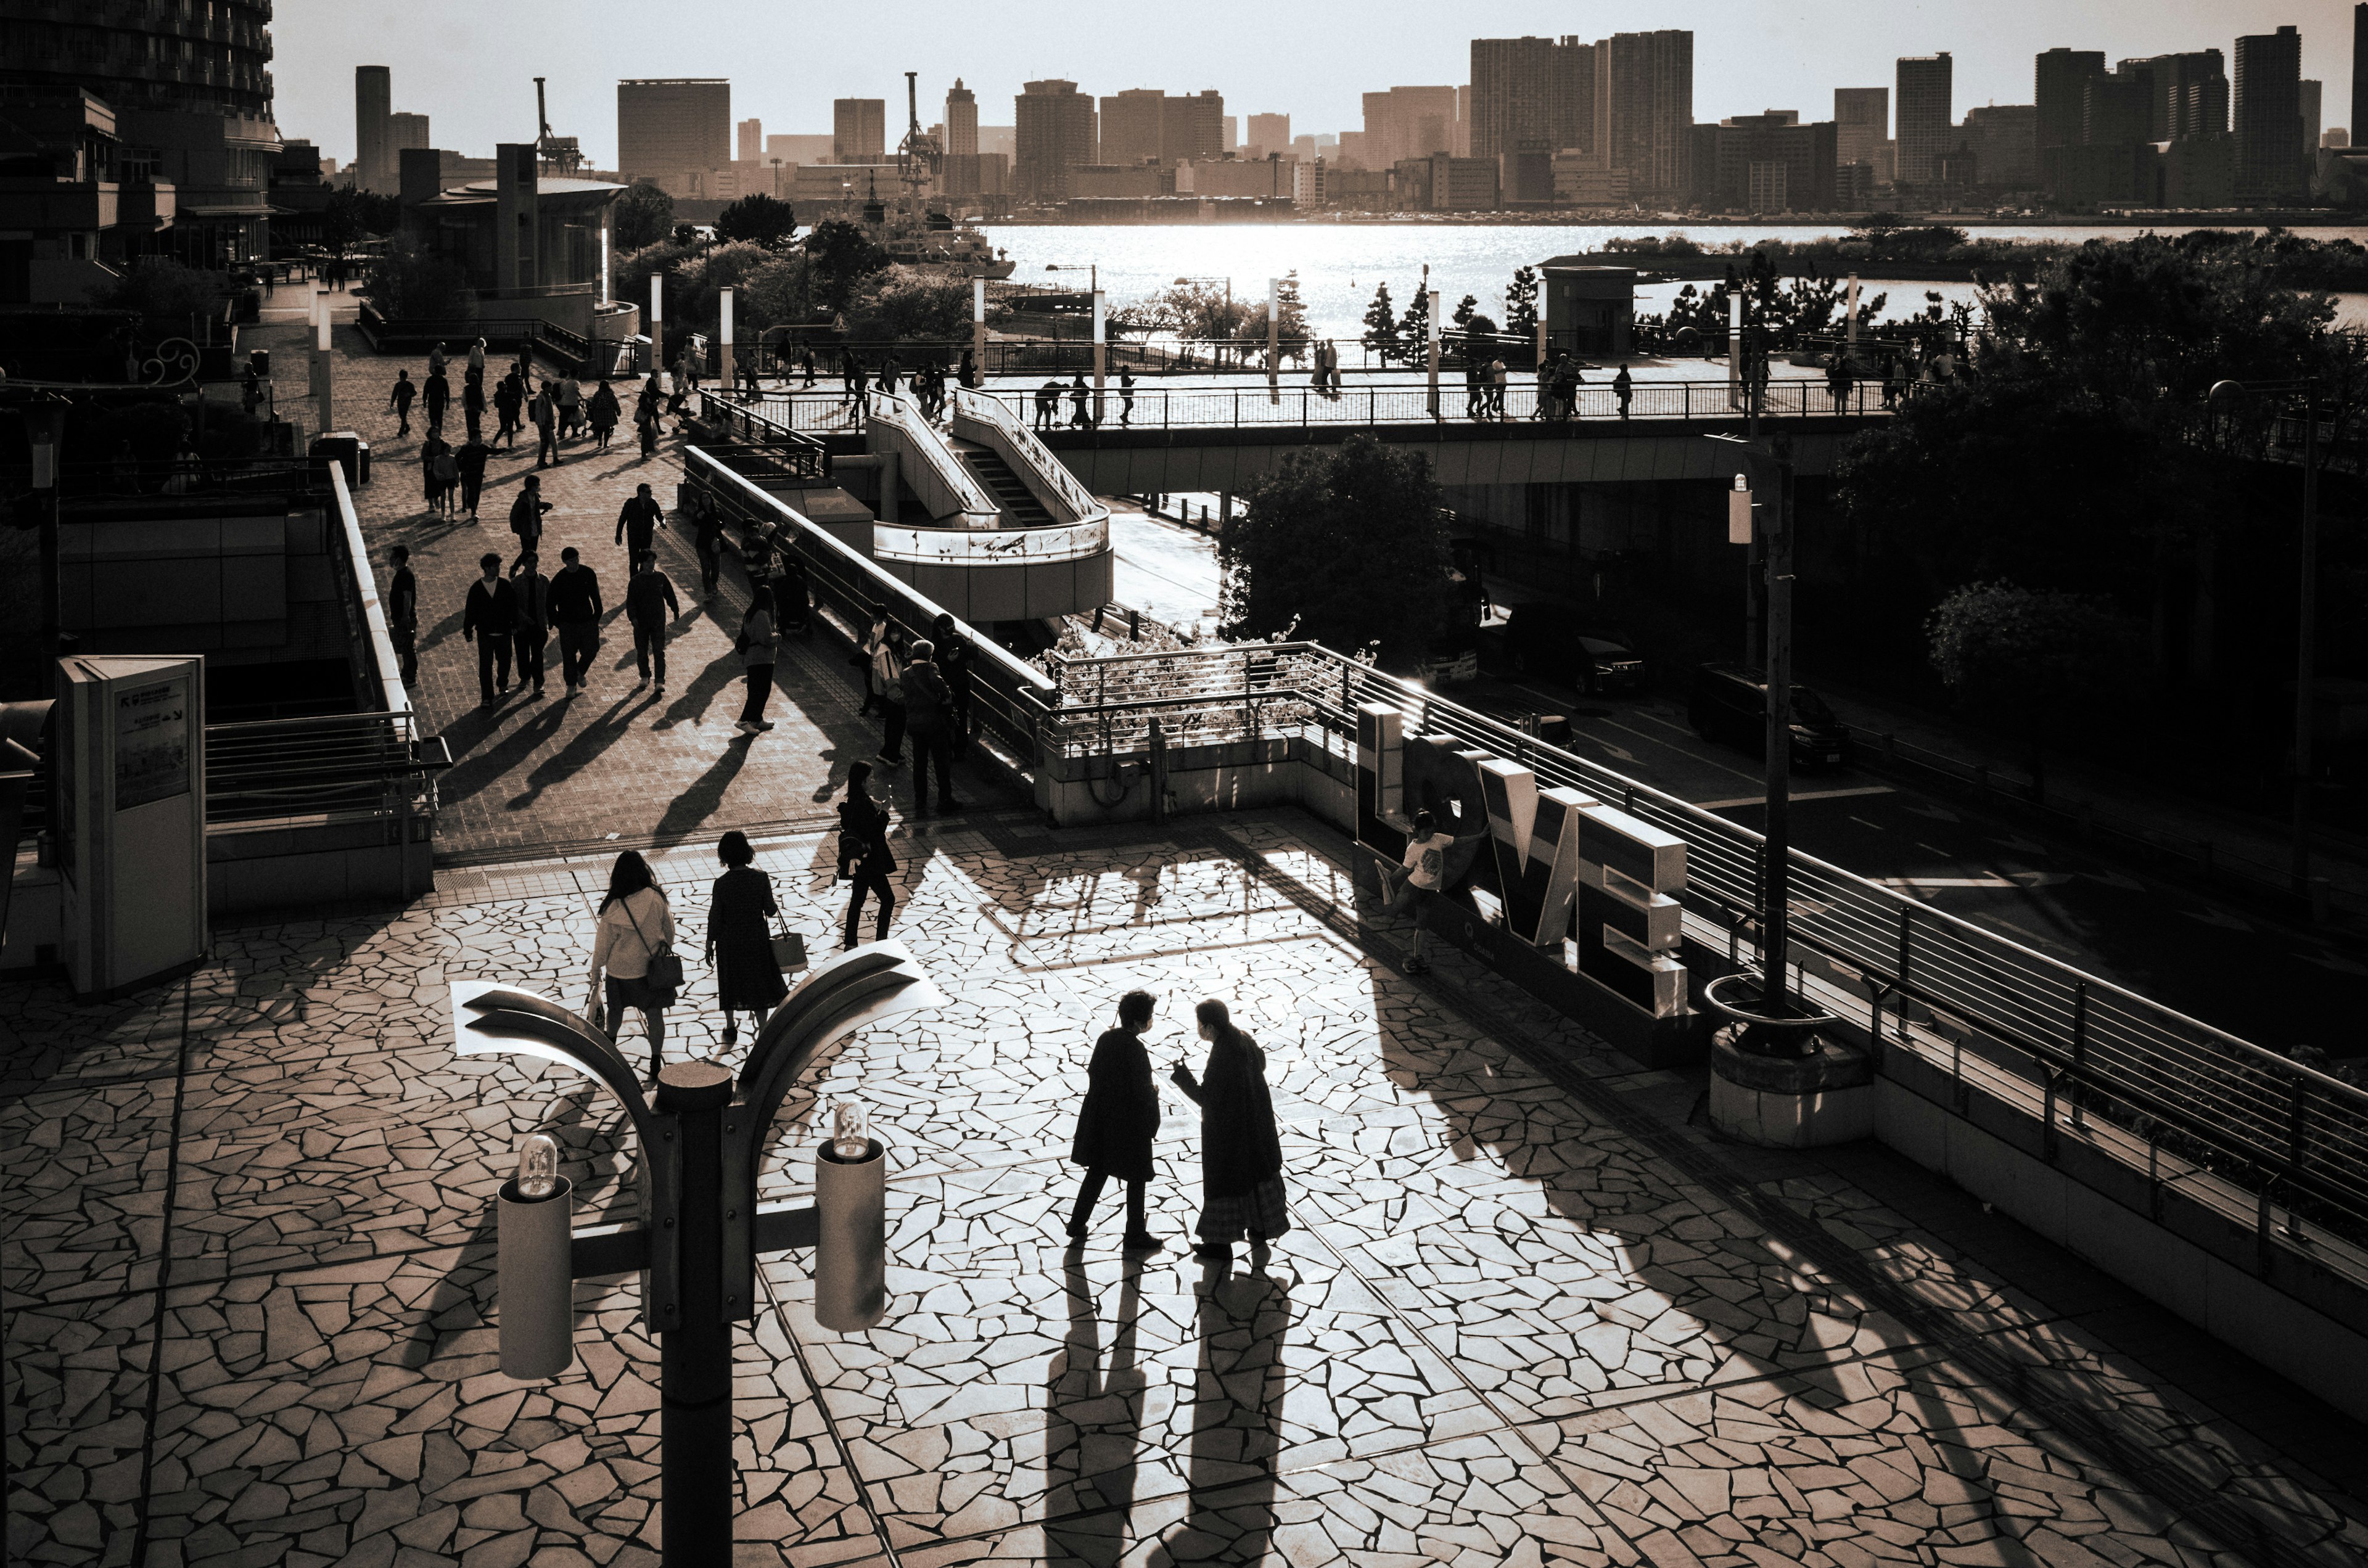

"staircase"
[953, 441, 1056, 528]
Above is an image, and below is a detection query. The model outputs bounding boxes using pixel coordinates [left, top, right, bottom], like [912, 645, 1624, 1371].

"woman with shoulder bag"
[1169, 998, 1289, 1273]
[873, 624, 908, 766]
[590, 850, 680, 1078]
[705, 829, 791, 1047]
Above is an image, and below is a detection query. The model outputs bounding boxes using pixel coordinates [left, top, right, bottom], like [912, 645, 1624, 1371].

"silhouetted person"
[461, 551, 517, 706]
[1169, 998, 1287, 1271]
[836, 763, 895, 948]
[549, 546, 603, 693]
[1066, 989, 1165, 1250]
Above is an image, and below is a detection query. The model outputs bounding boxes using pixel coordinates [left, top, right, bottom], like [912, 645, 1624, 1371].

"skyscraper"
[2234, 25, 2305, 203]
[834, 99, 886, 162]
[2302, 79, 2324, 163]
[738, 118, 762, 162]
[2354, 5, 2368, 157]
[1895, 54, 1954, 184]
[1834, 87, 1888, 168]
[388, 111, 430, 162]
[1247, 113, 1290, 157]
[1163, 90, 1224, 163]
[2121, 51, 2227, 141]
[1594, 30, 1693, 202]
[2035, 49, 2107, 155]
[1363, 86, 1460, 166]
[1097, 89, 1164, 164]
[355, 66, 392, 193]
[617, 80, 731, 187]
[1016, 79, 1096, 202]
[1470, 36, 1595, 163]
[945, 81, 977, 157]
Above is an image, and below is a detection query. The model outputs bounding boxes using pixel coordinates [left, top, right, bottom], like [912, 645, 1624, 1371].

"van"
[1688, 662, 1849, 768]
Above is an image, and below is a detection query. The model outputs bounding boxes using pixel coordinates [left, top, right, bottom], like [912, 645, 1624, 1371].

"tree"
[742, 253, 818, 332]
[802, 220, 889, 312]
[612, 179, 675, 250]
[1397, 285, 1430, 353]
[1451, 293, 1479, 330]
[671, 221, 703, 248]
[715, 192, 799, 248]
[359, 242, 474, 321]
[1505, 265, 1539, 339]
[1926, 580, 2144, 740]
[1360, 281, 1399, 360]
[1220, 434, 1452, 662]
[841, 269, 973, 341]
[1231, 271, 1309, 353]
[320, 187, 400, 253]
[88, 260, 224, 324]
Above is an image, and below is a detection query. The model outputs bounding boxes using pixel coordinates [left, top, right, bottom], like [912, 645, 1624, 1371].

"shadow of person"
[430, 696, 570, 811]
[655, 648, 748, 733]
[505, 691, 659, 810]
[1043, 1249, 1152, 1567]
[1147, 1262, 1290, 1566]
[648, 735, 755, 848]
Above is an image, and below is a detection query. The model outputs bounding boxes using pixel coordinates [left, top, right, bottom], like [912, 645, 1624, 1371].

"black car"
[1688, 662, 1849, 768]
[1498, 607, 1648, 694]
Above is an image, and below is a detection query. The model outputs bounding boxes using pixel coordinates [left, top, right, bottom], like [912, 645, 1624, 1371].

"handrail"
[948, 388, 1111, 525]
[865, 392, 1000, 527]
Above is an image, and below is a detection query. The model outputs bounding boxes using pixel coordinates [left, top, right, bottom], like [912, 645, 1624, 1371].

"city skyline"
[271, 0, 2366, 170]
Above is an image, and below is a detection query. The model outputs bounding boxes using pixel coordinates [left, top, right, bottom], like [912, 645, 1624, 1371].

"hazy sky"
[274, 0, 2366, 168]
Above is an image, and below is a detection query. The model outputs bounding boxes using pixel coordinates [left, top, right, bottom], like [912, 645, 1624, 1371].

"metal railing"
[205, 710, 430, 825]
[679, 446, 1058, 763]
[948, 388, 1109, 524]
[1038, 641, 2368, 1262]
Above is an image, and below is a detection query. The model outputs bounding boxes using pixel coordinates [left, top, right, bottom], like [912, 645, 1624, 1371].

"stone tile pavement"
[240, 311, 1019, 863]
[7, 801, 2367, 1567]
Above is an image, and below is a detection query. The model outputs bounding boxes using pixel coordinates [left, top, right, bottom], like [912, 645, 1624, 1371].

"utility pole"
[1710, 430, 1796, 1010]
[2295, 392, 2321, 889]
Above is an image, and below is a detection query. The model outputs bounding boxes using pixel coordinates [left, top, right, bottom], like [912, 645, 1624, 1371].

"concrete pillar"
[718, 288, 734, 392]
[495, 143, 539, 296]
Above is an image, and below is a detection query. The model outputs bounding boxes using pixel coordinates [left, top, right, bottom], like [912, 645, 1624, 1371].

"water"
[979, 222, 2368, 341]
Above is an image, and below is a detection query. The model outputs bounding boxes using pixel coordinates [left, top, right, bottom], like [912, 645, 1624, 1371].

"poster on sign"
[113, 677, 191, 811]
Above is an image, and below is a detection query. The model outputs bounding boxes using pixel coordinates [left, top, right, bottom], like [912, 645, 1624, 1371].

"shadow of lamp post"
[451, 940, 945, 1566]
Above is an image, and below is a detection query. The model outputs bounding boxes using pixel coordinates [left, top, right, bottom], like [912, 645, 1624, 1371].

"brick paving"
[6, 805, 2366, 1567]
[243, 303, 1018, 863]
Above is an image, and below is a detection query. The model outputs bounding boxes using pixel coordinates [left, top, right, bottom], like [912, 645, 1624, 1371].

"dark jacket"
[1071, 1027, 1158, 1182]
[549, 563, 602, 625]
[456, 442, 490, 485]
[837, 792, 893, 873]
[1176, 1031, 1282, 1199]
[388, 566, 417, 632]
[617, 494, 664, 548]
[510, 489, 550, 540]
[588, 385, 621, 429]
[509, 570, 551, 634]
[625, 568, 680, 628]
[903, 657, 950, 733]
[462, 577, 516, 639]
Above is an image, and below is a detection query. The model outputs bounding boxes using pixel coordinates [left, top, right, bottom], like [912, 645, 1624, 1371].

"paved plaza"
[7, 802, 2367, 1568]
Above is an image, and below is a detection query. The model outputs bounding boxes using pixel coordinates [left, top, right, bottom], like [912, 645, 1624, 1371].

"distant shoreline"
[987, 210, 2363, 230]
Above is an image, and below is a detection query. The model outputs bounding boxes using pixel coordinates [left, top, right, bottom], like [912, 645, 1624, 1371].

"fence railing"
[1038, 641, 2368, 1263]
[949, 388, 1109, 523]
[205, 710, 431, 825]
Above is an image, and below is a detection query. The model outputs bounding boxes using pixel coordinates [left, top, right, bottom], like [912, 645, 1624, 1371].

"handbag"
[620, 896, 685, 999]
[770, 926, 807, 970]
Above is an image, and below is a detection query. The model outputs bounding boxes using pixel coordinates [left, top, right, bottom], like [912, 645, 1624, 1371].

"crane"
[895, 71, 940, 208]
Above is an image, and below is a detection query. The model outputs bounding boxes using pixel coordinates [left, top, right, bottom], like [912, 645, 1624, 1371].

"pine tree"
[1397, 285, 1430, 357]
[1505, 265, 1540, 338]
[1360, 281, 1399, 358]
[1451, 293, 1478, 329]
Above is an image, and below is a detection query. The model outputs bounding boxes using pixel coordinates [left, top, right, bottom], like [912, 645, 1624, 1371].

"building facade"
[1594, 30, 1693, 203]
[738, 117, 762, 162]
[944, 81, 977, 157]
[617, 79, 730, 192]
[1470, 36, 1595, 164]
[1692, 114, 1837, 212]
[1016, 80, 1096, 203]
[1833, 87, 1888, 169]
[2035, 48, 2107, 161]
[1960, 104, 2038, 187]
[1362, 86, 1460, 168]
[833, 99, 885, 162]
[355, 66, 391, 194]
[1895, 53, 1953, 186]
[2234, 25, 2305, 204]
[1246, 113, 1290, 160]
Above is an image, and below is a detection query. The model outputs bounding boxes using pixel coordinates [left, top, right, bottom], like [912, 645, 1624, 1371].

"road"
[1104, 507, 2359, 1057]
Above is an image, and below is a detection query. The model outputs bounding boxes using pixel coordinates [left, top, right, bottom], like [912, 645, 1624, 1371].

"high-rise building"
[2121, 51, 2227, 141]
[388, 110, 430, 163]
[1961, 104, 2039, 187]
[738, 118, 762, 162]
[833, 98, 886, 162]
[355, 66, 392, 193]
[765, 133, 835, 164]
[1834, 87, 1888, 168]
[1247, 113, 1291, 158]
[1016, 79, 1096, 202]
[1593, 30, 1693, 201]
[1164, 90, 1224, 163]
[1470, 36, 1595, 164]
[1098, 89, 1164, 165]
[1692, 113, 1837, 210]
[2234, 25, 2306, 204]
[618, 79, 731, 187]
[979, 125, 1016, 160]
[2084, 71, 2152, 147]
[1363, 86, 1460, 167]
[1895, 54, 1954, 184]
[945, 80, 978, 157]
[1223, 116, 1238, 153]
[2354, 4, 2368, 160]
[2035, 49, 2107, 155]
[2302, 79, 2324, 163]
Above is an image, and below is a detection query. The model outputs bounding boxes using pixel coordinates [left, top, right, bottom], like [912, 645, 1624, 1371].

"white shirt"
[591, 887, 674, 979]
[1402, 832, 1455, 890]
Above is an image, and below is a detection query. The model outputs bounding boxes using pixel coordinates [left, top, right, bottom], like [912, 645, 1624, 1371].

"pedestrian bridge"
[731, 377, 1912, 495]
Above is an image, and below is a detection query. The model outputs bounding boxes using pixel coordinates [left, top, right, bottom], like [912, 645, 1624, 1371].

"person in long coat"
[705, 829, 789, 1047]
[1169, 998, 1288, 1271]
[1066, 990, 1164, 1250]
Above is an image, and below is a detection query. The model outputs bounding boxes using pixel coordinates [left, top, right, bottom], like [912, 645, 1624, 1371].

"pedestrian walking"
[1065, 988, 1166, 1250]
[857, 606, 890, 715]
[550, 546, 604, 693]
[626, 549, 681, 692]
[1612, 363, 1633, 421]
[461, 551, 517, 705]
[1169, 998, 1287, 1271]
[902, 637, 961, 815]
[456, 434, 490, 520]
[419, 433, 450, 515]
[387, 544, 418, 684]
[931, 612, 972, 747]
[1068, 374, 1092, 429]
[509, 550, 551, 697]
[957, 346, 977, 389]
[1034, 379, 1060, 432]
[428, 340, 449, 378]
[588, 379, 620, 451]
[1487, 355, 1509, 419]
[431, 439, 461, 516]
[802, 347, 818, 387]
[556, 372, 584, 441]
[589, 850, 676, 1079]
[872, 623, 907, 766]
[1118, 369, 1136, 427]
[424, 367, 451, 434]
[616, 482, 665, 559]
[462, 371, 487, 442]
[635, 378, 662, 458]
[388, 369, 416, 436]
[494, 371, 524, 448]
[1555, 357, 1584, 422]
[835, 763, 895, 948]
[530, 384, 559, 468]
[690, 490, 726, 598]
[850, 359, 871, 417]
[508, 474, 551, 568]
[705, 829, 789, 1047]
[733, 592, 778, 734]
[467, 336, 487, 377]
[1826, 352, 1852, 413]
[770, 545, 810, 635]
[673, 347, 699, 409]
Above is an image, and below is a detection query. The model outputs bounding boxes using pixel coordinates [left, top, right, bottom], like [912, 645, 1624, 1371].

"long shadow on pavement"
[506, 690, 662, 811]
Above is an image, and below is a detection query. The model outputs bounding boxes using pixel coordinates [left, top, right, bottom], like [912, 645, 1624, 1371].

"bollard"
[813, 1102, 886, 1332]
[498, 1134, 575, 1379]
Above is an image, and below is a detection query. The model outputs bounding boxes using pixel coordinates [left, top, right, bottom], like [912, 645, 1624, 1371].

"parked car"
[1688, 662, 1849, 768]
[1494, 607, 1648, 694]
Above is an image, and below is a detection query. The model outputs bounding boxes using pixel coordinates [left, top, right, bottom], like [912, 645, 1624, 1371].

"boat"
[878, 210, 1017, 277]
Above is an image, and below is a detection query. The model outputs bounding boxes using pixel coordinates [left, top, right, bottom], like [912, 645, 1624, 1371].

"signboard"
[113, 677, 191, 810]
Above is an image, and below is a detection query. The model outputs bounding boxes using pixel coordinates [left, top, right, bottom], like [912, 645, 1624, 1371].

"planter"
[1702, 971, 1874, 1148]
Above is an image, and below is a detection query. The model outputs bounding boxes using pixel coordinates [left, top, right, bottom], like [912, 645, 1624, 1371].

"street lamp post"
[23, 396, 70, 697]
[456, 942, 943, 1566]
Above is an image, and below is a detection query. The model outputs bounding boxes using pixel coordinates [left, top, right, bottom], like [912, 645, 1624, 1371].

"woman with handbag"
[705, 829, 791, 1048]
[590, 850, 680, 1078]
[1169, 998, 1289, 1273]
[872, 624, 908, 766]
